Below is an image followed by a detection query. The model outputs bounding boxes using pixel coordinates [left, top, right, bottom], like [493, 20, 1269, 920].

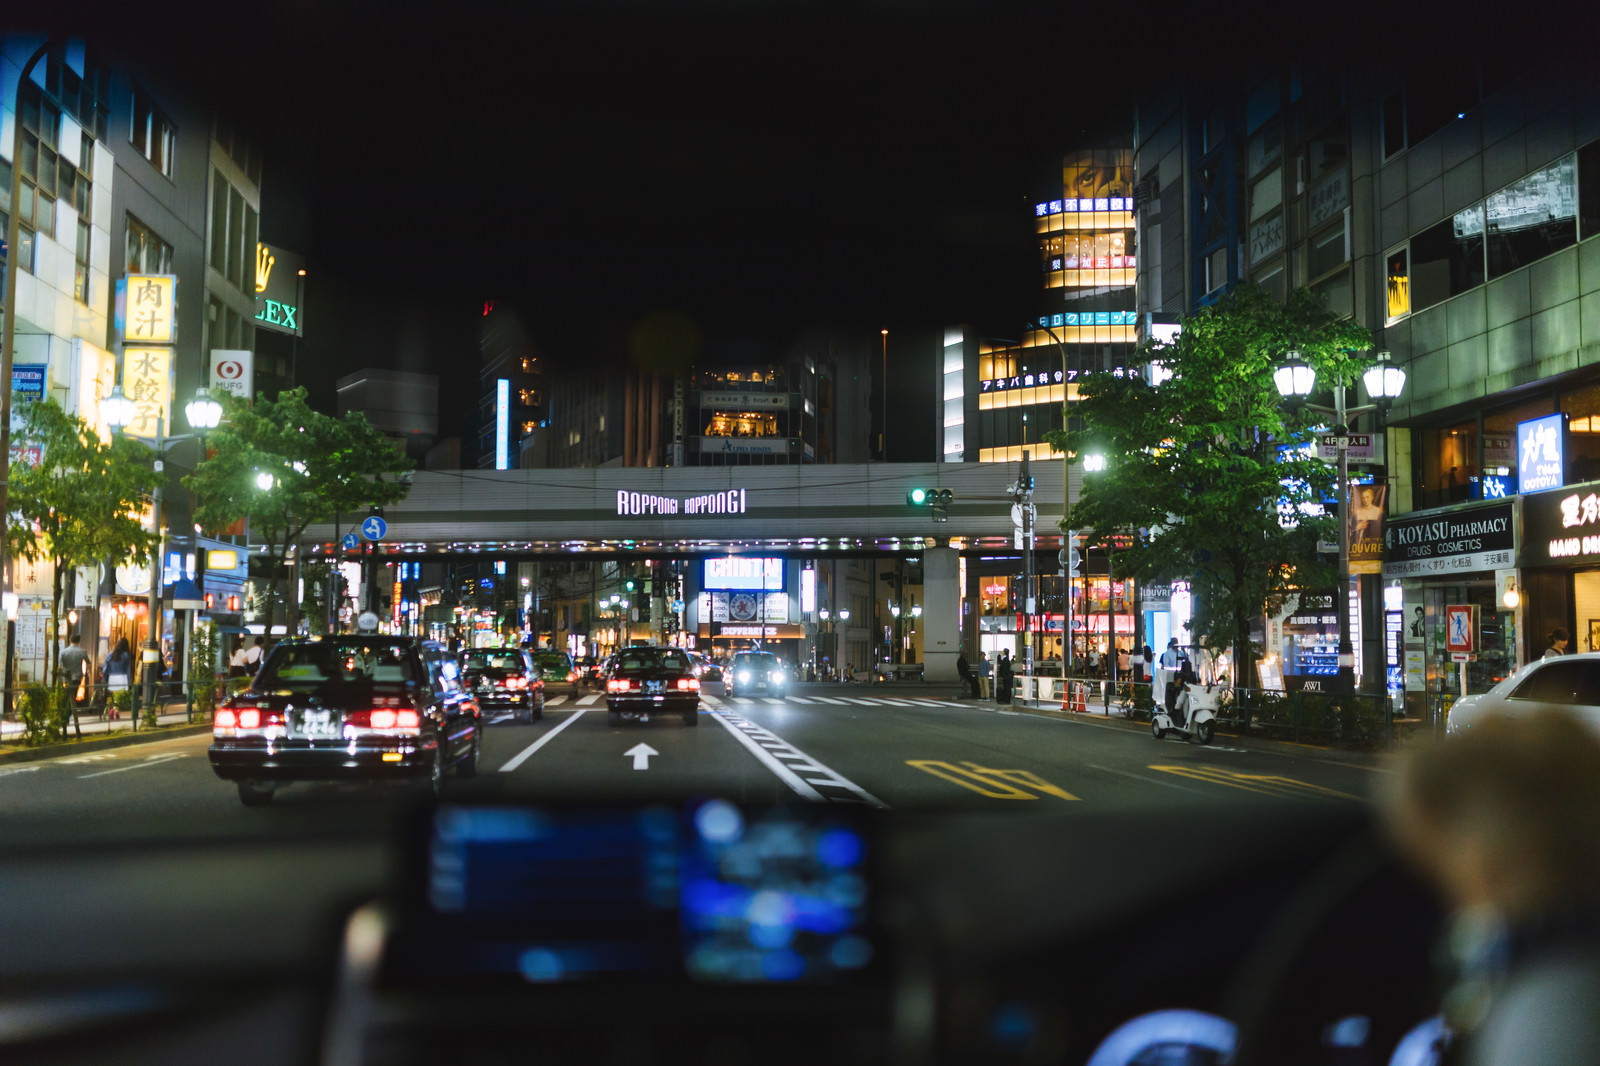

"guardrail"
[0, 678, 233, 746]
[1010, 671, 1407, 748]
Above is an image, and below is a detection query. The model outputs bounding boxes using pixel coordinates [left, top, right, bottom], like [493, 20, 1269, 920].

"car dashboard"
[0, 796, 1451, 1066]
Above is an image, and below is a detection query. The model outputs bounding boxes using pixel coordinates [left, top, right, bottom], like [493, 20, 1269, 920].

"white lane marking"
[545, 695, 568, 707]
[925, 701, 976, 708]
[59, 752, 121, 764]
[836, 697, 884, 706]
[789, 697, 817, 704]
[708, 708, 888, 809]
[576, 694, 603, 706]
[498, 709, 588, 773]
[77, 753, 187, 779]
[761, 697, 785, 705]
[1086, 762, 1206, 795]
[0, 765, 41, 779]
[872, 698, 922, 706]
[699, 694, 723, 708]
[810, 697, 849, 705]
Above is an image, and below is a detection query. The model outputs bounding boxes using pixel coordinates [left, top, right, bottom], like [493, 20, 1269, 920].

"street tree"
[6, 399, 160, 714]
[1045, 284, 1375, 689]
[183, 388, 413, 643]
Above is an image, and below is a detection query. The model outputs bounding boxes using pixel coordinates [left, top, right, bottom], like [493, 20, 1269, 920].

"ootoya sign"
[1382, 502, 1514, 577]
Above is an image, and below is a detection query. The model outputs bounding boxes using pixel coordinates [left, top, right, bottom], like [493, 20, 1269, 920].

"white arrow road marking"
[624, 743, 658, 771]
[77, 753, 188, 779]
[498, 708, 587, 773]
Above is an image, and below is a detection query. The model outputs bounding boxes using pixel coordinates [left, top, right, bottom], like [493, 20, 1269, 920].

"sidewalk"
[0, 701, 199, 742]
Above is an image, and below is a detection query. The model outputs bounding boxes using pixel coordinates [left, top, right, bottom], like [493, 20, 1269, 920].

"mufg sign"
[616, 488, 749, 516]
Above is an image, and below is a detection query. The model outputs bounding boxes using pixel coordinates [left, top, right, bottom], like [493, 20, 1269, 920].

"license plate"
[646, 681, 666, 694]
[298, 709, 338, 737]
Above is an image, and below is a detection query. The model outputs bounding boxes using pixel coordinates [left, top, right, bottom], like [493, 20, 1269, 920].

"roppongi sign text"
[616, 488, 748, 516]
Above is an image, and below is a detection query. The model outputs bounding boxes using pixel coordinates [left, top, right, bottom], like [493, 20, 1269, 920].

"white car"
[1446, 652, 1600, 735]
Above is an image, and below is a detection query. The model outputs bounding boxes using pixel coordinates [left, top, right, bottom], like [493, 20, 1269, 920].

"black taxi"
[208, 636, 482, 805]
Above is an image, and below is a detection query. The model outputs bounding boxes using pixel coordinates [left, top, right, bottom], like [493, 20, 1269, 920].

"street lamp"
[104, 385, 225, 714]
[1274, 349, 1405, 696]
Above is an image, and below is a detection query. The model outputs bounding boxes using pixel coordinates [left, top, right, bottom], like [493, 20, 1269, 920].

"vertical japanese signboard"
[1517, 413, 1565, 495]
[121, 348, 172, 440]
[123, 275, 176, 343]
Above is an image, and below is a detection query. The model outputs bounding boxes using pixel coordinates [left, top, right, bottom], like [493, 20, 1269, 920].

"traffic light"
[907, 487, 953, 519]
[625, 579, 636, 592]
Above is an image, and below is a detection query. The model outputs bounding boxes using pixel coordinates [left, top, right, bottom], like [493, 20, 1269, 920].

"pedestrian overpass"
[302, 461, 1073, 681]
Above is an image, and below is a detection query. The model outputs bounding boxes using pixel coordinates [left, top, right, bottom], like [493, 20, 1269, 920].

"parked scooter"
[1152, 662, 1219, 744]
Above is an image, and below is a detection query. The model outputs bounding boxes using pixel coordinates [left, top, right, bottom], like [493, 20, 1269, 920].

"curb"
[0, 723, 212, 765]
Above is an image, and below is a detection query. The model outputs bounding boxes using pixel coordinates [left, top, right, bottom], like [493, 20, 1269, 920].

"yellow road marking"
[906, 760, 1079, 801]
[1148, 764, 1362, 801]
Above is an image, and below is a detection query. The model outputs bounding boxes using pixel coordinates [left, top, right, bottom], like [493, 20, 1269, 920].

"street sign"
[342, 533, 360, 551]
[361, 515, 388, 541]
[357, 611, 380, 632]
[1058, 547, 1081, 573]
[1444, 604, 1477, 655]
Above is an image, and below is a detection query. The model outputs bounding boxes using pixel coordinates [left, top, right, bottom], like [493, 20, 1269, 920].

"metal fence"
[0, 677, 236, 747]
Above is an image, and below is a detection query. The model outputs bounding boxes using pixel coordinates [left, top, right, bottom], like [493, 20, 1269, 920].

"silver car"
[1446, 652, 1600, 735]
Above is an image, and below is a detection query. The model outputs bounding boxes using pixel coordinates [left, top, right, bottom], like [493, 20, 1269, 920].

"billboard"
[704, 557, 783, 591]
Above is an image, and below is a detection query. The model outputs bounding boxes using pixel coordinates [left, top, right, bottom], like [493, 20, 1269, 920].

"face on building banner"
[121, 347, 172, 439]
[1347, 482, 1387, 574]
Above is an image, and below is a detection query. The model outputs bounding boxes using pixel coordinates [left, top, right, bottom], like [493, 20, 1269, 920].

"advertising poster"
[1347, 482, 1386, 574]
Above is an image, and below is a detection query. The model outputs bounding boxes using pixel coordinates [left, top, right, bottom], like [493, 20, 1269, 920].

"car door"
[424, 647, 476, 761]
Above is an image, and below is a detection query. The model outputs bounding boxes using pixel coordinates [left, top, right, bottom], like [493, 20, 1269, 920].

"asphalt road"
[0, 683, 1384, 823]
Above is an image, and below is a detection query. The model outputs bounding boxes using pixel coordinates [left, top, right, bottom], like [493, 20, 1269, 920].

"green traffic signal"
[907, 487, 929, 506]
[625, 579, 636, 591]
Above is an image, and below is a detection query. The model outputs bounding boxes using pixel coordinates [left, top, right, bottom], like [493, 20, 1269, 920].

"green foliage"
[183, 388, 414, 641]
[1044, 285, 1375, 687]
[7, 398, 160, 686]
[188, 621, 220, 715]
[18, 684, 71, 745]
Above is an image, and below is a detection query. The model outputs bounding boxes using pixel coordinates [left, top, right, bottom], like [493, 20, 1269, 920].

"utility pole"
[1018, 452, 1035, 676]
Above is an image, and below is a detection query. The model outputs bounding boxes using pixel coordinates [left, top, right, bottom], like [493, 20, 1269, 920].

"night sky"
[51, 0, 1573, 436]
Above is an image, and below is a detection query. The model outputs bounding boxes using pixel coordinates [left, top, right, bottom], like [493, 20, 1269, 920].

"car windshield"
[255, 641, 420, 690]
[464, 652, 525, 672]
[8, 14, 1586, 1066]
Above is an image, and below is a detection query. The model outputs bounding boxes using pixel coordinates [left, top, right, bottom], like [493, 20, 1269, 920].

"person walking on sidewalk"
[977, 652, 993, 700]
[996, 649, 1013, 705]
[59, 633, 89, 711]
[103, 637, 133, 720]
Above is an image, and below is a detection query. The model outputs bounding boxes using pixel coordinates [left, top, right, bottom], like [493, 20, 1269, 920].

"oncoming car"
[1446, 651, 1600, 735]
[728, 650, 787, 698]
[605, 645, 700, 726]
[207, 636, 482, 805]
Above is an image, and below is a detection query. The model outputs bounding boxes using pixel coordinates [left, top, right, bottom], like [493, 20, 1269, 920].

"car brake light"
[608, 679, 632, 692]
[504, 676, 528, 690]
[676, 677, 700, 691]
[567, 671, 577, 682]
[370, 709, 398, 729]
[215, 708, 237, 729]
[346, 707, 422, 733]
[396, 709, 420, 729]
[238, 709, 261, 729]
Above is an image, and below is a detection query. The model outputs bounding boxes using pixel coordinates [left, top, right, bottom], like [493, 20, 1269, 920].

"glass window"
[1308, 224, 1347, 279]
[1416, 419, 1478, 509]
[226, 186, 244, 289]
[1485, 154, 1577, 279]
[1482, 395, 1554, 496]
[1509, 659, 1600, 705]
[1410, 205, 1484, 312]
[74, 218, 90, 304]
[1581, 139, 1600, 241]
[1246, 80, 1278, 135]
[210, 169, 228, 271]
[1249, 168, 1281, 221]
[1311, 267, 1351, 318]
[1562, 383, 1600, 485]
[1386, 247, 1410, 322]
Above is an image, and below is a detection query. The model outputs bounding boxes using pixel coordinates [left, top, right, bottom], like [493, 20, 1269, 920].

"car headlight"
[769, 670, 785, 684]
[737, 671, 752, 683]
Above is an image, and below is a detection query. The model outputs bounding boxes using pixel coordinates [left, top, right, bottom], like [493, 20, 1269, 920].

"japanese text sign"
[122, 275, 176, 343]
[120, 347, 172, 440]
[1517, 413, 1565, 494]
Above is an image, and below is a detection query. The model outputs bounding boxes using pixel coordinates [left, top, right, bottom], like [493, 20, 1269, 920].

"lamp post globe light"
[104, 385, 227, 715]
[1273, 349, 1405, 700]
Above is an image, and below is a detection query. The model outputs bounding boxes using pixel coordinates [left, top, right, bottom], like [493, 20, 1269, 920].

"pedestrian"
[1086, 645, 1101, 678]
[1141, 644, 1154, 683]
[245, 635, 266, 674]
[59, 632, 89, 711]
[1543, 627, 1571, 658]
[103, 637, 133, 720]
[229, 640, 250, 678]
[977, 652, 993, 700]
[956, 650, 976, 698]
[1116, 644, 1131, 678]
[996, 648, 1013, 705]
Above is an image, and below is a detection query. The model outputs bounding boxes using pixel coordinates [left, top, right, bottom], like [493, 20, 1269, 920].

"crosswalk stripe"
[810, 697, 849, 705]
[762, 697, 785, 705]
[699, 694, 722, 708]
[872, 698, 920, 706]
[836, 697, 884, 706]
[576, 694, 603, 706]
[544, 695, 568, 707]
[789, 696, 817, 704]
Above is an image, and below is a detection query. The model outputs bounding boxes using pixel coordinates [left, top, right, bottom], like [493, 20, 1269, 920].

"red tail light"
[504, 676, 528, 690]
[676, 677, 700, 691]
[566, 671, 577, 682]
[215, 705, 284, 736]
[345, 706, 422, 734]
[215, 708, 237, 730]
[607, 679, 633, 693]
